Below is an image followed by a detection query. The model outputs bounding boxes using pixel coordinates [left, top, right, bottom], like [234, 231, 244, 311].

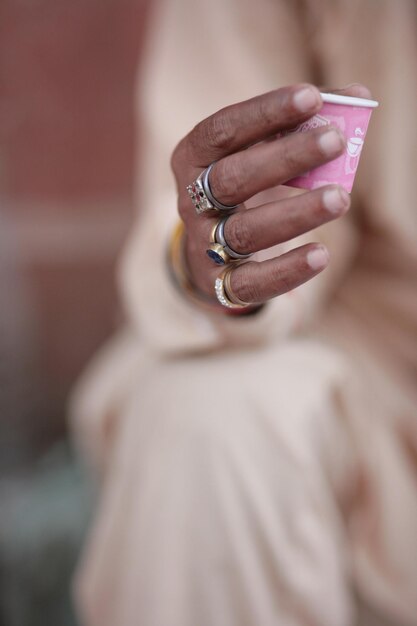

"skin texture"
[171, 83, 371, 309]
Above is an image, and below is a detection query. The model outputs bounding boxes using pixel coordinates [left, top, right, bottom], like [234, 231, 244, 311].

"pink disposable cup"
[285, 92, 379, 193]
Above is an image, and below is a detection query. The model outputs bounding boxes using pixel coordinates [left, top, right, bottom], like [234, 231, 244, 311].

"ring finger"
[222, 184, 350, 256]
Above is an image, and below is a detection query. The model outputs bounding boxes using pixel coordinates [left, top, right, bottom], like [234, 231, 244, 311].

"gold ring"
[214, 265, 251, 309]
[206, 242, 230, 265]
[206, 219, 231, 265]
[223, 264, 253, 306]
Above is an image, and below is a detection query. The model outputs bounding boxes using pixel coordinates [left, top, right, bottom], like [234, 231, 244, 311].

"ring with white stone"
[214, 265, 251, 309]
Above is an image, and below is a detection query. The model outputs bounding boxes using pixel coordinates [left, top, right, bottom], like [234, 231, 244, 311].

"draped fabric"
[70, 1, 417, 624]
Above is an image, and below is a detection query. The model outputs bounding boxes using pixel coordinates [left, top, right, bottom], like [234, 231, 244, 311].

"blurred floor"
[0, 443, 92, 626]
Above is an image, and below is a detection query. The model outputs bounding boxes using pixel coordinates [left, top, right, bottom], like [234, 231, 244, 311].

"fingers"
[208, 124, 346, 206]
[175, 82, 371, 310]
[186, 184, 349, 299]
[177, 84, 322, 166]
[325, 83, 372, 100]
[229, 244, 329, 304]
[223, 185, 350, 254]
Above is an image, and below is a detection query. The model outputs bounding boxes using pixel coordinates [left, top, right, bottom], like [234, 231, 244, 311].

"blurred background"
[1, 2, 416, 626]
[0, 1, 150, 623]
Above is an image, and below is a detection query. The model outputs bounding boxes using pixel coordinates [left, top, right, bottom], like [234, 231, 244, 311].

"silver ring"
[206, 219, 231, 266]
[202, 163, 239, 212]
[216, 216, 252, 260]
[186, 171, 214, 215]
[187, 163, 239, 216]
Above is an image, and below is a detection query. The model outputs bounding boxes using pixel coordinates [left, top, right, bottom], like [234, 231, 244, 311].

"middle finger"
[209, 125, 346, 207]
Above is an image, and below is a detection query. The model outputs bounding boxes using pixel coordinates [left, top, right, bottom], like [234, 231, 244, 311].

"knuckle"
[192, 110, 234, 153]
[231, 264, 262, 303]
[225, 216, 254, 254]
[202, 111, 235, 152]
[170, 141, 182, 173]
[170, 138, 192, 181]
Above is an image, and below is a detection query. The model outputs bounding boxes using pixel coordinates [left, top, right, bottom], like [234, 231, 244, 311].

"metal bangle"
[167, 221, 217, 307]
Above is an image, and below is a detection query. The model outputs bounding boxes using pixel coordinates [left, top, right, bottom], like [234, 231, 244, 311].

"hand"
[171, 83, 371, 310]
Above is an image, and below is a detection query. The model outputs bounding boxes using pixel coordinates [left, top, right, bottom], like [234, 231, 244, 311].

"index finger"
[181, 84, 322, 167]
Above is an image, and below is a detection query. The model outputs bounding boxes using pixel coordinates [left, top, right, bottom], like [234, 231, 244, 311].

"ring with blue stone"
[206, 242, 230, 265]
[206, 216, 252, 266]
[206, 220, 231, 265]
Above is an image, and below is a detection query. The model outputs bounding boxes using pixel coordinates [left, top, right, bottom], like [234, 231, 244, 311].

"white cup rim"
[320, 92, 379, 108]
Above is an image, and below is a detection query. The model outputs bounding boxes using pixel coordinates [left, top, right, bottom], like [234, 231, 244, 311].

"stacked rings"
[187, 163, 239, 215]
[202, 164, 239, 212]
[206, 216, 252, 266]
[216, 218, 251, 260]
[186, 161, 255, 312]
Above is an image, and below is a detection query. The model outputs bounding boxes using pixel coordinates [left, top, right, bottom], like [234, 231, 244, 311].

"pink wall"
[0, 0, 150, 455]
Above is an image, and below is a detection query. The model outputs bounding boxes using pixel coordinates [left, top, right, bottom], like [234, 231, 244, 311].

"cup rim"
[320, 92, 379, 108]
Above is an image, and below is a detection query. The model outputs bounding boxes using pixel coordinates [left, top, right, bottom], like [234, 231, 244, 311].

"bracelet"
[166, 221, 218, 310]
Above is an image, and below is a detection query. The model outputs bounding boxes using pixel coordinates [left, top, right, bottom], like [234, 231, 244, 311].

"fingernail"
[293, 87, 320, 113]
[307, 246, 329, 271]
[318, 128, 345, 156]
[322, 187, 350, 214]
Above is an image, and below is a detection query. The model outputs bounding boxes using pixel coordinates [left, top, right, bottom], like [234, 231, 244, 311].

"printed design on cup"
[287, 113, 330, 135]
[345, 127, 365, 174]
